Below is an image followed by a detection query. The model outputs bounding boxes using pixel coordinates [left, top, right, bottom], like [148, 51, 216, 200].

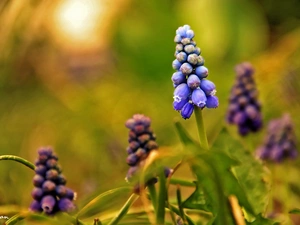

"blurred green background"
[0, 0, 299, 219]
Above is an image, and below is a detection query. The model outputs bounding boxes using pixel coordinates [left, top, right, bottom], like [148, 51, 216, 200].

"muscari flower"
[256, 114, 297, 162]
[226, 62, 262, 136]
[29, 147, 76, 214]
[172, 25, 219, 119]
[125, 114, 172, 193]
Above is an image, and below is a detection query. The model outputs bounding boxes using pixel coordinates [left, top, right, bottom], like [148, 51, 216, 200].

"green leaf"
[246, 214, 277, 225]
[174, 120, 199, 147]
[289, 208, 300, 214]
[156, 167, 167, 225]
[76, 186, 133, 219]
[211, 128, 271, 215]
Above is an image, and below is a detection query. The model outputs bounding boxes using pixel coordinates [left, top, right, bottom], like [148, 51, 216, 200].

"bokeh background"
[0, 0, 299, 218]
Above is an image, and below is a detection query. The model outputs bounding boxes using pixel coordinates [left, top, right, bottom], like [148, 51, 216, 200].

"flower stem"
[107, 193, 139, 225]
[194, 107, 209, 150]
[0, 155, 35, 170]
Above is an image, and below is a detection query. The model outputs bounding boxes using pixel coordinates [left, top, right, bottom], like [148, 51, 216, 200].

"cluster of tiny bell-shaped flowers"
[256, 114, 297, 162]
[30, 147, 76, 214]
[172, 25, 218, 119]
[226, 62, 262, 136]
[125, 114, 172, 191]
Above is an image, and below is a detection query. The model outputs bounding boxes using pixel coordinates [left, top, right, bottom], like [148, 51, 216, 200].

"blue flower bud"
[171, 71, 186, 85]
[195, 66, 208, 79]
[176, 44, 184, 51]
[35, 165, 47, 175]
[176, 52, 187, 63]
[174, 34, 182, 43]
[194, 47, 201, 55]
[173, 83, 191, 101]
[180, 63, 193, 75]
[184, 45, 196, 54]
[172, 59, 182, 70]
[41, 195, 56, 214]
[191, 89, 207, 108]
[176, 26, 187, 37]
[196, 56, 205, 66]
[180, 102, 194, 119]
[187, 74, 201, 89]
[200, 79, 216, 96]
[127, 154, 139, 166]
[206, 96, 219, 108]
[187, 54, 198, 65]
[173, 98, 188, 111]
[181, 38, 191, 45]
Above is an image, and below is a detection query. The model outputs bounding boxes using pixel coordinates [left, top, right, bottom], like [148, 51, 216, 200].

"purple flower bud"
[33, 174, 45, 187]
[245, 105, 258, 119]
[173, 83, 191, 101]
[41, 195, 56, 214]
[125, 118, 135, 129]
[173, 98, 188, 111]
[30, 200, 42, 212]
[176, 52, 187, 63]
[180, 63, 193, 75]
[31, 187, 44, 200]
[172, 59, 182, 70]
[187, 74, 201, 89]
[66, 188, 76, 200]
[206, 96, 219, 108]
[191, 89, 207, 108]
[180, 102, 194, 119]
[42, 180, 56, 193]
[46, 169, 59, 180]
[195, 66, 208, 79]
[46, 158, 57, 168]
[57, 174, 67, 185]
[58, 198, 75, 212]
[233, 112, 247, 125]
[127, 154, 139, 166]
[171, 71, 186, 85]
[239, 125, 249, 136]
[200, 79, 216, 96]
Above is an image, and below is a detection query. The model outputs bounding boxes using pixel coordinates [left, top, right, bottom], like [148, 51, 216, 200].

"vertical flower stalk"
[125, 114, 172, 192]
[256, 114, 297, 162]
[29, 147, 76, 214]
[172, 25, 219, 120]
[226, 62, 262, 136]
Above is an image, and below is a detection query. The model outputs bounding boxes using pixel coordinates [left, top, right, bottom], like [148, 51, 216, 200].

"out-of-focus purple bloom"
[226, 62, 262, 136]
[256, 114, 297, 162]
[29, 147, 76, 215]
[125, 115, 173, 193]
[172, 25, 218, 119]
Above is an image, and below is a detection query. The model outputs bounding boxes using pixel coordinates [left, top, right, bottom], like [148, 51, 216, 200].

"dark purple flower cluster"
[172, 25, 218, 119]
[256, 114, 297, 162]
[125, 114, 172, 189]
[30, 147, 76, 214]
[226, 62, 262, 135]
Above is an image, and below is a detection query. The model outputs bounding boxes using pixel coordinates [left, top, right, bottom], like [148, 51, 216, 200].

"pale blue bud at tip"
[186, 29, 194, 39]
[180, 102, 194, 119]
[200, 79, 216, 96]
[174, 34, 182, 43]
[206, 96, 219, 108]
[173, 98, 188, 111]
[187, 74, 201, 89]
[171, 71, 186, 85]
[173, 83, 191, 102]
[195, 66, 208, 79]
[191, 89, 207, 108]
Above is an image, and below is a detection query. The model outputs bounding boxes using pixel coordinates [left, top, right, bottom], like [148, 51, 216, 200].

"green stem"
[169, 178, 196, 187]
[194, 107, 209, 150]
[0, 155, 35, 170]
[156, 168, 167, 225]
[148, 183, 157, 213]
[107, 193, 139, 225]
